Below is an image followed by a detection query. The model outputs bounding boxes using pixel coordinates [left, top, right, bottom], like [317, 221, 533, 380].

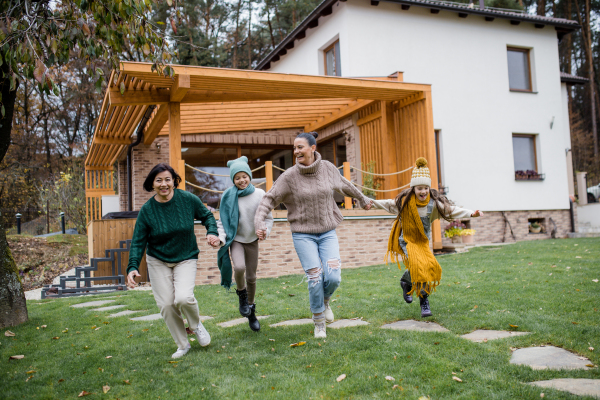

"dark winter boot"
[248, 304, 260, 332]
[419, 290, 432, 318]
[236, 288, 251, 317]
[400, 280, 413, 304]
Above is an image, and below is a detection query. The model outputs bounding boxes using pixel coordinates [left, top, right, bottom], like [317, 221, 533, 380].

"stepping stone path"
[328, 319, 370, 329]
[92, 305, 126, 312]
[218, 316, 272, 328]
[528, 379, 600, 398]
[129, 313, 214, 322]
[381, 320, 449, 332]
[109, 310, 143, 318]
[510, 346, 593, 370]
[461, 330, 530, 342]
[71, 300, 115, 308]
[270, 318, 314, 327]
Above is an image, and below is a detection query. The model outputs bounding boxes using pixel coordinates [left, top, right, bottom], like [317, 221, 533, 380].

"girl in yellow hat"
[374, 157, 483, 317]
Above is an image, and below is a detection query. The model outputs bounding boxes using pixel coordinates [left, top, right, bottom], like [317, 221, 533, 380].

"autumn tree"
[0, 0, 174, 329]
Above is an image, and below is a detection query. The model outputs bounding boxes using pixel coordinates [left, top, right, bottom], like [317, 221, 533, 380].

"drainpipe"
[569, 198, 575, 233]
[127, 105, 157, 211]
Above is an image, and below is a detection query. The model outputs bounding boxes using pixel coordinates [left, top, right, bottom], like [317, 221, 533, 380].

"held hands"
[363, 200, 374, 211]
[256, 229, 267, 241]
[471, 210, 484, 217]
[127, 270, 141, 289]
[206, 234, 220, 249]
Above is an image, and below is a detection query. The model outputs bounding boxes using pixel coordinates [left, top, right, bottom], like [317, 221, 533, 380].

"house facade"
[256, 0, 582, 242]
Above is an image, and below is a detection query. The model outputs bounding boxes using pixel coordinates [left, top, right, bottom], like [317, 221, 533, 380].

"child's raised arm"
[373, 199, 399, 215]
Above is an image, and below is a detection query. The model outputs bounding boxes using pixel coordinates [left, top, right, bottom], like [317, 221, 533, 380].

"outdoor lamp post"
[16, 213, 22, 235]
[60, 212, 66, 234]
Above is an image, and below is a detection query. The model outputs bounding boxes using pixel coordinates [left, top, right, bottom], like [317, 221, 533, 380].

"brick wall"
[193, 216, 395, 286]
[439, 209, 574, 245]
[130, 137, 170, 211]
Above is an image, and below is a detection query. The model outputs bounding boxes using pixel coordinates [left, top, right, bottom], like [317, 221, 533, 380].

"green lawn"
[1, 238, 599, 399]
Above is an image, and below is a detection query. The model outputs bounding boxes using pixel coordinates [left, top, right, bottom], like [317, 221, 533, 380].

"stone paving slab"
[381, 320, 449, 332]
[92, 305, 126, 312]
[510, 346, 592, 370]
[528, 379, 600, 398]
[109, 310, 143, 318]
[461, 330, 531, 342]
[217, 315, 272, 328]
[71, 300, 115, 308]
[328, 319, 370, 329]
[129, 313, 214, 322]
[270, 318, 314, 327]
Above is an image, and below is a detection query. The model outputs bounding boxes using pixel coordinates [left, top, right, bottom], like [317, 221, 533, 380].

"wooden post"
[343, 162, 352, 209]
[380, 101, 399, 199]
[423, 90, 442, 249]
[169, 103, 182, 176]
[265, 161, 273, 191]
[179, 159, 186, 191]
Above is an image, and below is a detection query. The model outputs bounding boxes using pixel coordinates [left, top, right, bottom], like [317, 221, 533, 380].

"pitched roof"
[256, 0, 580, 70]
[560, 72, 589, 85]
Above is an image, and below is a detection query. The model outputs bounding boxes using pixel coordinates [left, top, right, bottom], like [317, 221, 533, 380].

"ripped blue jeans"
[292, 229, 342, 314]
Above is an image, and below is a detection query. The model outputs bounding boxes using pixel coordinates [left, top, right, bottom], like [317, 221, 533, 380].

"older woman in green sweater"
[126, 163, 220, 359]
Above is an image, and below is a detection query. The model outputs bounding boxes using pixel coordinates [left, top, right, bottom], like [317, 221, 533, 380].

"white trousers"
[146, 255, 200, 349]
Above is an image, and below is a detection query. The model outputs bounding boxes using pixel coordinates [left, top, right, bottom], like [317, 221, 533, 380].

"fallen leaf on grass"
[123, 380, 130, 385]
[477, 271, 485, 273]
[572, 322, 579, 325]
[289, 342, 306, 347]
[392, 385, 403, 390]
[103, 385, 110, 394]
[261, 375, 266, 378]
[91, 326, 96, 330]
[26, 370, 36, 374]
[589, 347, 594, 351]
[509, 324, 518, 328]
[105, 356, 112, 359]
[593, 279, 599, 283]
[168, 361, 179, 364]
[78, 391, 92, 397]
[576, 256, 582, 258]
[41, 325, 47, 328]
[62, 329, 68, 333]
[336, 374, 346, 382]
[26, 375, 33, 382]
[586, 364, 597, 368]
[52, 337, 60, 340]
[452, 376, 463, 382]
[58, 379, 64, 383]
[269, 339, 275, 341]
[385, 376, 395, 381]
[288, 294, 295, 297]
[5, 330, 15, 337]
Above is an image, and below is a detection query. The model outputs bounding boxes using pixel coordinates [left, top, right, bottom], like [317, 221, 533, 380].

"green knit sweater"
[127, 189, 218, 274]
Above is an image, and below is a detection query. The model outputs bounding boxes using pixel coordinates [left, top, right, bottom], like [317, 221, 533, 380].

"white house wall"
[269, 0, 571, 212]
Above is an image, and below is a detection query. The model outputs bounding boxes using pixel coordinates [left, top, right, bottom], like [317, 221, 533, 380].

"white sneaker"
[194, 322, 211, 347]
[313, 317, 327, 339]
[323, 300, 334, 323]
[171, 342, 191, 359]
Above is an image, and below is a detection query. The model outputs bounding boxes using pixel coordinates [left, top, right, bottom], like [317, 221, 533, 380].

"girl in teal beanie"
[217, 156, 273, 331]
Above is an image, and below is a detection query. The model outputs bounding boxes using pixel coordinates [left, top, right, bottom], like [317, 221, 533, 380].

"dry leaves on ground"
[102, 386, 110, 394]
[452, 376, 463, 382]
[9, 355, 25, 360]
[5, 330, 15, 337]
[289, 342, 306, 347]
[385, 376, 395, 381]
[336, 374, 346, 382]
[78, 391, 92, 397]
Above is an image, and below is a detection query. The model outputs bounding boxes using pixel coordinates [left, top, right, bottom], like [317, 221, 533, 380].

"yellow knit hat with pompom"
[410, 157, 431, 188]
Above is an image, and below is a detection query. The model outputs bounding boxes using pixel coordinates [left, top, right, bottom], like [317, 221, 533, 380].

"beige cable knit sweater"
[254, 152, 371, 234]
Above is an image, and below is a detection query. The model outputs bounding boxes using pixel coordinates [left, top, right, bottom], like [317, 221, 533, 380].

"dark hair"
[394, 187, 455, 222]
[143, 163, 182, 192]
[296, 131, 318, 146]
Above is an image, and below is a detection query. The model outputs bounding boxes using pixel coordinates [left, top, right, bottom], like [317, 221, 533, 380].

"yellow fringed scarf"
[384, 193, 441, 297]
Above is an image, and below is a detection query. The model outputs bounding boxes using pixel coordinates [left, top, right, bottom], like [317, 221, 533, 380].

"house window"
[318, 135, 346, 167]
[513, 134, 543, 180]
[507, 47, 532, 91]
[324, 41, 341, 77]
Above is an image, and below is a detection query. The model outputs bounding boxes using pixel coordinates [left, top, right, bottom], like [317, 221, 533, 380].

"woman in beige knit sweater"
[254, 132, 373, 338]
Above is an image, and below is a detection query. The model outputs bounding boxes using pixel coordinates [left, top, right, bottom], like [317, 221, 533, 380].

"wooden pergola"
[85, 62, 438, 230]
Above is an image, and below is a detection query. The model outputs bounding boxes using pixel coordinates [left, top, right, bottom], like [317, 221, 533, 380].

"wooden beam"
[304, 99, 374, 132]
[144, 104, 169, 145]
[170, 74, 190, 102]
[85, 166, 114, 171]
[357, 110, 381, 126]
[109, 87, 169, 106]
[93, 137, 132, 145]
[380, 101, 399, 197]
[169, 103, 183, 175]
[398, 91, 425, 108]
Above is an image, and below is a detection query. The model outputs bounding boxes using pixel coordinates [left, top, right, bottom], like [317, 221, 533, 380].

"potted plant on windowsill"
[529, 222, 542, 233]
[460, 229, 476, 244]
[444, 221, 466, 243]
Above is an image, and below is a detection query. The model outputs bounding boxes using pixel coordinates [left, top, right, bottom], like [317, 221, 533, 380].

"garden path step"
[328, 319, 369, 329]
[270, 318, 314, 327]
[217, 316, 272, 328]
[528, 379, 600, 398]
[92, 305, 126, 312]
[71, 300, 115, 308]
[109, 310, 144, 318]
[461, 330, 530, 342]
[381, 320, 449, 332]
[129, 313, 214, 322]
[510, 346, 593, 370]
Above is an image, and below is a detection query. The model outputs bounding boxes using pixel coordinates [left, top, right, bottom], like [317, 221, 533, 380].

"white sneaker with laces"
[171, 342, 191, 359]
[313, 317, 327, 339]
[194, 322, 211, 347]
[323, 299, 334, 323]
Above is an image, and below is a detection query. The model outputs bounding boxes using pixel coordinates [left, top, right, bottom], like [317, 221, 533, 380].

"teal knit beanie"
[227, 156, 252, 182]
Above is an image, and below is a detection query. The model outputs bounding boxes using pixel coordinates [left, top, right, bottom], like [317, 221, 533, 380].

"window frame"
[324, 40, 341, 77]
[317, 133, 346, 167]
[512, 133, 537, 172]
[507, 47, 533, 93]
